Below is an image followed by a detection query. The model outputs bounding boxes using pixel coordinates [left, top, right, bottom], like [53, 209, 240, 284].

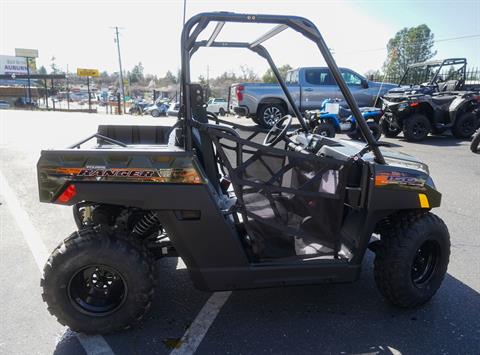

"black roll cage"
[399, 58, 467, 87]
[180, 12, 385, 164]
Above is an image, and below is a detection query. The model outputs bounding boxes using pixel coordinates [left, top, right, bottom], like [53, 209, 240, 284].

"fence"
[368, 68, 480, 86]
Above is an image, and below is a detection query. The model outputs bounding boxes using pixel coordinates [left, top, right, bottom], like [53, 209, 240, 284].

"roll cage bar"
[399, 58, 467, 86]
[180, 12, 385, 164]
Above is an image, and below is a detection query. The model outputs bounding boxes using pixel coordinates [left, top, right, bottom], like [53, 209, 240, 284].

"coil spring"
[132, 211, 160, 237]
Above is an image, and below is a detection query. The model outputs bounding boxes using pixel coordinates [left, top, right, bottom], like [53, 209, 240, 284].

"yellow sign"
[77, 68, 100, 77]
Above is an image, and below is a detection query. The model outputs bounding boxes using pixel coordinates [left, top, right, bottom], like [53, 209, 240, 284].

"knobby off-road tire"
[452, 112, 477, 139]
[403, 114, 431, 142]
[380, 119, 402, 138]
[374, 212, 450, 308]
[41, 228, 155, 334]
[471, 129, 480, 153]
[313, 122, 336, 138]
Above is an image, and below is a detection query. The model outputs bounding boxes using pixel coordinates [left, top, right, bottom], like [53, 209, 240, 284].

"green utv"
[38, 13, 451, 334]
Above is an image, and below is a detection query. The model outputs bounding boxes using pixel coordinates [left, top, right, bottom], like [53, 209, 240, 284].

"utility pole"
[183, 0, 187, 25]
[113, 26, 126, 113]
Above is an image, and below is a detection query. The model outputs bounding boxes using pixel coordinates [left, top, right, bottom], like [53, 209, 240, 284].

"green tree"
[165, 70, 178, 84]
[383, 24, 436, 78]
[262, 64, 293, 83]
[38, 66, 47, 75]
[130, 62, 144, 83]
[50, 56, 59, 74]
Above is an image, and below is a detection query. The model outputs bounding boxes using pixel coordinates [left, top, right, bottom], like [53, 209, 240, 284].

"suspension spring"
[132, 211, 160, 237]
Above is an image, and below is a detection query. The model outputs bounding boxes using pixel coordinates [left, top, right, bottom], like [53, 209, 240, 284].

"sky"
[1, 0, 479, 80]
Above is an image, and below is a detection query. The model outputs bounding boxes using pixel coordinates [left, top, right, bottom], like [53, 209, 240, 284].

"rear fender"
[449, 97, 473, 121]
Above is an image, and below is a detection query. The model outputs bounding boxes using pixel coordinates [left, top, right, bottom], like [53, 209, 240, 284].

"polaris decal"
[375, 171, 426, 189]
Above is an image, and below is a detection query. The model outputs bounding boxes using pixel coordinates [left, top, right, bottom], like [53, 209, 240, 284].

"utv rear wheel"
[403, 114, 431, 142]
[313, 122, 336, 138]
[452, 112, 477, 139]
[257, 104, 286, 128]
[373, 212, 450, 308]
[380, 119, 401, 138]
[351, 122, 381, 141]
[42, 228, 155, 334]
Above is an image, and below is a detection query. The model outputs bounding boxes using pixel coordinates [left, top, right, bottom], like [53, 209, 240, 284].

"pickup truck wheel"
[219, 108, 226, 116]
[313, 122, 336, 138]
[380, 119, 401, 138]
[452, 112, 477, 139]
[403, 114, 431, 142]
[257, 104, 286, 128]
[41, 228, 155, 334]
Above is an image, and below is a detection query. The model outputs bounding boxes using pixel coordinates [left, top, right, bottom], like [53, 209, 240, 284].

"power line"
[337, 33, 480, 54]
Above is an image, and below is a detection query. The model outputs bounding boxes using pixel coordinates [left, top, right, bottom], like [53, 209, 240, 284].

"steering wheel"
[263, 115, 292, 146]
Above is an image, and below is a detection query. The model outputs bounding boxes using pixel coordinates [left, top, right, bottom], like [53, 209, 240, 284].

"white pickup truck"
[229, 67, 396, 127]
[206, 98, 228, 116]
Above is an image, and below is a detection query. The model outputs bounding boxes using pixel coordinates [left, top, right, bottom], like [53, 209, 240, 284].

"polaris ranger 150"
[38, 12, 451, 334]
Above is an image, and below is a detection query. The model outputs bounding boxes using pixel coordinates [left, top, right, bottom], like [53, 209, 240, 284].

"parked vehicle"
[230, 67, 396, 127]
[306, 98, 382, 140]
[387, 58, 475, 98]
[207, 98, 228, 115]
[14, 97, 37, 108]
[167, 101, 180, 117]
[128, 100, 149, 115]
[0, 100, 10, 109]
[144, 99, 169, 117]
[381, 91, 480, 141]
[471, 128, 480, 153]
[38, 12, 451, 335]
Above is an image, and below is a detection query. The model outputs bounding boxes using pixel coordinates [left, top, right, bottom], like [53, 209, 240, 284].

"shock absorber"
[132, 211, 160, 238]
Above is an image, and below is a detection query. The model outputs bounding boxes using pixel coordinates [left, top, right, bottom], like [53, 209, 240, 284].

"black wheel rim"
[263, 107, 282, 126]
[412, 121, 428, 138]
[460, 118, 475, 135]
[68, 264, 127, 316]
[411, 240, 439, 287]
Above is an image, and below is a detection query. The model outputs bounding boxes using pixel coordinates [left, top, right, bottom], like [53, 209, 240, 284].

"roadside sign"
[15, 48, 39, 58]
[0, 55, 28, 75]
[77, 68, 100, 77]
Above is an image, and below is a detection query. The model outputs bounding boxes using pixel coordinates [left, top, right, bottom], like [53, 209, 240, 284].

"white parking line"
[0, 170, 115, 355]
[170, 291, 232, 355]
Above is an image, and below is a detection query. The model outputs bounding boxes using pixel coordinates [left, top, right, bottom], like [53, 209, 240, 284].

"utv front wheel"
[380, 119, 401, 138]
[403, 114, 431, 142]
[373, 212, 450, 308]
[42, 228, 155, 334]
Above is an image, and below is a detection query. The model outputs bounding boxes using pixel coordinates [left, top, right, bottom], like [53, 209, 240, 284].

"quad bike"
[305, 98, 382, 141]
[387, 58, 472, 98]
[38, 12, 451, 335]
[381, 90, 480, 141]
[471, 128, 480, 153]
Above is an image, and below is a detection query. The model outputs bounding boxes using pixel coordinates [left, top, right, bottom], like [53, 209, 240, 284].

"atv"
[305, 98, 382, 140]
[381, 90, 480, 141]
[38, 12, 451, 335]
[387, 58, 472, 97]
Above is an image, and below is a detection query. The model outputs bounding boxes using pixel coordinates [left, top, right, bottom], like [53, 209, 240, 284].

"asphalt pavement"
[0, 109, 478, 355]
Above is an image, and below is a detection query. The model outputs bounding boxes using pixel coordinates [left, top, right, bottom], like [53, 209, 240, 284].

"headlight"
[384, 156, 429, 175]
